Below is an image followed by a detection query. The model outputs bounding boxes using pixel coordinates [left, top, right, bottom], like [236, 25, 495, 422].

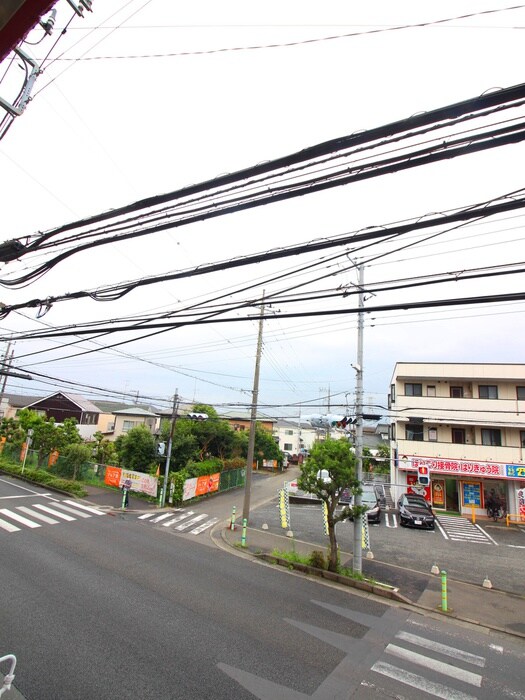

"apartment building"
[389, 362, 525, 519]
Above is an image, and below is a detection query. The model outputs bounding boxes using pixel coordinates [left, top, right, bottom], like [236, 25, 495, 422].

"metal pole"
[353, 264, 365, 575]
[242, 293, 265, 524]
[161, 391, 178, 508]
[441, 570, 448, 612]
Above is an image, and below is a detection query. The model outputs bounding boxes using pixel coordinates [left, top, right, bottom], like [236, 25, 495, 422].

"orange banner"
[48, 450, 59, 467]
[104, 465, 122, 488]
[195, 472, 220, 497]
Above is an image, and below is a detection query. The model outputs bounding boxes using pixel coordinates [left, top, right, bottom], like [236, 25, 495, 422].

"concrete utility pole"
[352, 264, 365, 575]
[242, 294, 265, 524]
[161, 390, 179, 508]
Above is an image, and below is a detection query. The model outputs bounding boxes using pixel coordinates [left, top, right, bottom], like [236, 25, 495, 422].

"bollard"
[241, 518, 247, 547]
[441, 570, 448, 612]
[471, 503, 476, 525]
[121, 488, 128, 510]
[230, 505, 236, 531]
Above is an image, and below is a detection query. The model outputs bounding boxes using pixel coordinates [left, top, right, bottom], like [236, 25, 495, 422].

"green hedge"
[0, 458, 87, 497]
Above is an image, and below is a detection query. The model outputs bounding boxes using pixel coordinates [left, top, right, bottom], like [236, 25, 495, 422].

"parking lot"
[249, 499, 525, 596]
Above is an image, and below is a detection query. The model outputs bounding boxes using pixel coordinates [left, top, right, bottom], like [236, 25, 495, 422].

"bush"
[308, 550, 327, 570]
[0, 459, 87, 497]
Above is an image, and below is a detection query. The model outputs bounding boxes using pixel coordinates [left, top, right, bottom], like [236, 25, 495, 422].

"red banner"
[104, 465, 122, 488]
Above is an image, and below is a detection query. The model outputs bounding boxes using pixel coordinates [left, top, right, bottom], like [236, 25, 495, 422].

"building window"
[520, 431, 525, 448]
[479, 385, 498, 399]
[450, 386, 464, 398]
[406, 423, 424, 441]
[428, 427, 438, 441]
[390, 384, 396, 403]
[452, 428, 466, 444]
[481, 428, 501, 446]
[283, 443, 293, 451]
[285, 429, 294, 436]
[427, 385, 436, 397]
[405, 383, 422, 397]
[517, 387, 525, 401]
[122, 420, 138, 432]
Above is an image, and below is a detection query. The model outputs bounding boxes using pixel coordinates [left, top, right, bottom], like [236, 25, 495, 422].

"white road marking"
[162, 511, 195, 526]
[52, 503, 91, 518]
[175, 514, 207, 530]
[149, 512, 176, 523]
[372, 661, 478, 700]
[395, 631, 485, 667]
[32, 504, 76, 521]
[190, 517, 219, 534]
[0, 508, 41, 528]
[138, 512, 156, 519]
[0, 517, 20, 532]
[16, 506, 59, 524]
[64, 500, 104, 515]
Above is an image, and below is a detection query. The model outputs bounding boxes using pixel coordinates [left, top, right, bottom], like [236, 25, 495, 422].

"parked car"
[397, 493, 435, 529]
[347, 490, 382, 524]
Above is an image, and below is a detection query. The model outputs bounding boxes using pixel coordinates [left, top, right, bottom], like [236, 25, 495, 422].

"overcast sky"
[0, 0, 525, 418]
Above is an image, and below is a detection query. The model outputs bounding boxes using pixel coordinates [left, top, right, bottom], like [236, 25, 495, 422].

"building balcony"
[395, 438, 524, 465]
[394, 396, 525, 427]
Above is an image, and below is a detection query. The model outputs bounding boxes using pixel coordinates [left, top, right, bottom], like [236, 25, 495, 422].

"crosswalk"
[138, 509, 219, 535]
[0, 499, 105, 534]
[370, 625, 486, 699]
[436, 515, 496, 544]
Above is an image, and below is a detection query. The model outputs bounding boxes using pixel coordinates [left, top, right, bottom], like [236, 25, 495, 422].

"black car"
[346, 491, 382, 524]
[397, 493, 435, 529]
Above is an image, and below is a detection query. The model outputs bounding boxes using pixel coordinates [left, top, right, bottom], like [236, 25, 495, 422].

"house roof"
[112, 407, 159, 418]
[92, 400, 163, 415]
[25, 392, 101, 414]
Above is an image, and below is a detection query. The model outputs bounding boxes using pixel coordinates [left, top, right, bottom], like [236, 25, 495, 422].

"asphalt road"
[1, 475, 525, 699]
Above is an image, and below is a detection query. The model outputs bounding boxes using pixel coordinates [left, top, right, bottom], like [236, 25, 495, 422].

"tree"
[233, 423, 281, 464]
[297, 438, 362, 573]
[115, 425, 157, 472]
[62, 443, 92, 480]
[91, 431, 117, 465]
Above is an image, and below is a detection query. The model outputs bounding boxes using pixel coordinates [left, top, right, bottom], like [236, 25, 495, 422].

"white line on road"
[385, 644, 482, 686]
[32, 504, 76, 521]
[474, 523, 498, 544]
[16, 506, 59, 524]
[175, 514, 207, 530]
[162, 511, 194, 526]
[0, 508, 41, 528]
[372, 661, 478, 700]
[191, 517, 219, 535]
[0, 517, 20, 532]
[64, 500, 104, 515]
[52, 502, 91, 518]
[396, 631, 485, 667]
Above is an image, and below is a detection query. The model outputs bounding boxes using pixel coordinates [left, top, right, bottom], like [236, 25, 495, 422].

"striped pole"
[241, 518, 247, 547]
[441, 570, 448, 612]
[230, 505, 236, 531]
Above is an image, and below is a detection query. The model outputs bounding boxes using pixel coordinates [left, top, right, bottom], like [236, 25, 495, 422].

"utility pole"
[352, 264, 365, 575]
[242, 294, 265, 524]
[161, 390, 179, 508]
[0, 341, 13, 414]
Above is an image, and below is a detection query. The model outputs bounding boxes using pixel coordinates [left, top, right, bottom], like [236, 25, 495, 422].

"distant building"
[389, 362, 525, 518]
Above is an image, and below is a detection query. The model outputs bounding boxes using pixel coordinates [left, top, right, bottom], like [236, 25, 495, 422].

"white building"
[273, 419, 318, 457]
[389, 362, 525, 520]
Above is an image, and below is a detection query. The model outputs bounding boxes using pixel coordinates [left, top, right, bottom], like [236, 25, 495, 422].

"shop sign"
[506, 465, 525, 478]
[462, 481, 481, 507]
[408, 457, 504, 477]
[432, 480, 445, 507]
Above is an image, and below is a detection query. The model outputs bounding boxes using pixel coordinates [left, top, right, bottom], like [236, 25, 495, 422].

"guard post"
[441, 570, 448, 612]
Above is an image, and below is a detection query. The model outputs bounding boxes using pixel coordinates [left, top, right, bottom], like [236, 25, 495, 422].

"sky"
[0, 0, 525, 419]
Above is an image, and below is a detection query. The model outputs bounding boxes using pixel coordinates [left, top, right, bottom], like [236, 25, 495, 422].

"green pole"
[241, 518, 247, 547]
[441, 570, 448, 612]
